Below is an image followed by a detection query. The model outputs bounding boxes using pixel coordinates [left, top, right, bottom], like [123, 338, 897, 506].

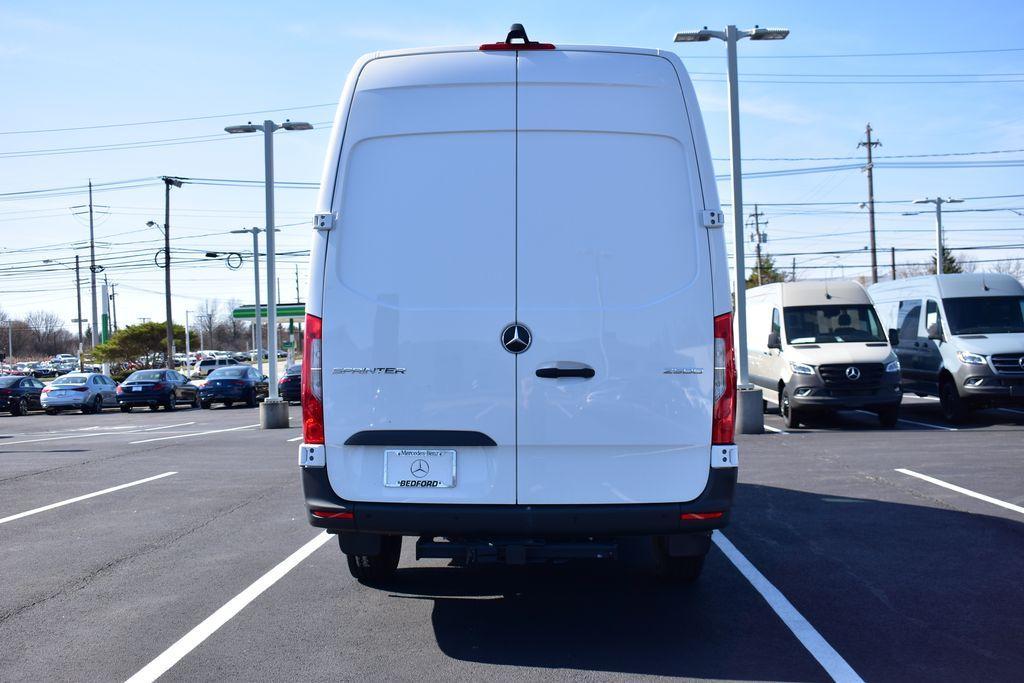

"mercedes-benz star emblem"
[501, 323, 532, 354]
[1018, 356, 1024, 370]
[845, 366, 861, 381]
[410, 459, 430, 478]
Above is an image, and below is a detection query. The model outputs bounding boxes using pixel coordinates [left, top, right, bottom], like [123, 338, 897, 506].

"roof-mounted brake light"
[480, 23, 555, 51]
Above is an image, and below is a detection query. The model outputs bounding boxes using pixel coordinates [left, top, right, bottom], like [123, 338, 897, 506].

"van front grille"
[991, 354, 1024, 375]
[818, 363, 884, 387]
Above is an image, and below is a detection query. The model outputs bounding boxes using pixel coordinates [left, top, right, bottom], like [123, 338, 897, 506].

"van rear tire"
[345, 535, 401, 582]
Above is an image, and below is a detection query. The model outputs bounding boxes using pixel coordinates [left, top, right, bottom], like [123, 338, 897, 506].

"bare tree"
[196, 299, 221, 349]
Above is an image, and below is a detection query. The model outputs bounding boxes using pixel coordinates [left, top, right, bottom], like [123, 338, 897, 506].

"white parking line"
[713, 531, 864, 682]
[0, 431, 139, 447]
[896, 468, 1024, 516]
[763, 425, 788, 434]
[998, 407, 1024, 416]
[129, 423, 260, 445]
[853, 410, 956, 431]
[286, 436, 303, 442]
[0, 472, 177, 525]
[126, 531, 331, 683]
[143, 421, 196, 432]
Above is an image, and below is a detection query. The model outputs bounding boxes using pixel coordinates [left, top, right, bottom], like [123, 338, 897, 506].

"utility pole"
[890, 247, 896, 280]
[88, 180, 99, 350]
[747, 205, 767, 286]
[792, 257, 796, 282]
[109, 283, 118, 332]
[160, 176, 183, 368]
[294, 264, 301, 303]
[858, 124, 881, 283]
[231, 227, 266, 375]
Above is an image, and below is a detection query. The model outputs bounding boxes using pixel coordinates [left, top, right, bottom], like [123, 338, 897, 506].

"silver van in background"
[747, 281, 902, 428]
[869, 273, 1024, 423]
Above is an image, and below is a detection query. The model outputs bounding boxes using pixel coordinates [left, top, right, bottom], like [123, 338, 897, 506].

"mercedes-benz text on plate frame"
[384, 449, 456, 488]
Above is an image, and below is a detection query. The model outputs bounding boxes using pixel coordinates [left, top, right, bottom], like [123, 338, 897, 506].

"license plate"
[384, 449, 456, 488]
[132, 386, 142, 392]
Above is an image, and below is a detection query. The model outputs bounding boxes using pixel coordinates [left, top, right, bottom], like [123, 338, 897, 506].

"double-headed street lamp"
[225, 120, 312, 428]
[674, 24, 789, 434]
[43, 257, 85, 370]
[912, 197, 964, 274]
[230, 227, 279, 376]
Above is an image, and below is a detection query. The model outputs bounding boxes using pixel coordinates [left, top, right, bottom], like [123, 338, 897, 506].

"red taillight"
[311, 510, 352, 520]
[151, 382, 166, 390]
[681, 512, 724, 521]
[229, 380, 247, 386]
[479, 41, 555, 51]
[0, 389, 10, 395]
[712, 312, 737, 444]
[71, 386, 89, 392]
[41, 387, 51, 393]
[302, 313, 324, 444]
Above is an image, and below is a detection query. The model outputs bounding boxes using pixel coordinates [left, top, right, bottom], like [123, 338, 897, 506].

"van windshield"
[943, 296, 1024, 334]
[784, 305, 886, 344]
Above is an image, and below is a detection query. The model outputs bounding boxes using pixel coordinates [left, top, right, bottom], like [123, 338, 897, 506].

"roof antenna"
[982, 271, 990, 291]
[825, 279, 832, 300]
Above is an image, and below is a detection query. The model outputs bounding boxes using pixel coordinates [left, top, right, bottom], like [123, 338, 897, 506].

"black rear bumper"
[301, 465, 736, 536]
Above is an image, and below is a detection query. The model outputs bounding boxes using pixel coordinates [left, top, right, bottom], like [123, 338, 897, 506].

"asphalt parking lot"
[1, 397, 1022, 682]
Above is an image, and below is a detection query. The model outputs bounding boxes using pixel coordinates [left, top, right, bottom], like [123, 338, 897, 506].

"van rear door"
[515, 51, 714, 504]
[322, 51, 517, 504]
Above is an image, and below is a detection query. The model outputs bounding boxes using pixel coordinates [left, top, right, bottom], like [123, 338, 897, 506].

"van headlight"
[885, 359, 901, 373]
[956, 351, 986, 365]
[789, 362, 815, 376]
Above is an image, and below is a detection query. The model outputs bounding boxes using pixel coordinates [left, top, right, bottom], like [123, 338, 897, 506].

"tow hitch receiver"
[416, 537, 618, 565]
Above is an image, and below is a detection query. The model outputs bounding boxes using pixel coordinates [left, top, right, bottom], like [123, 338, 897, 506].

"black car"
[279, 363, 302, 403]
[198, 366, 269, 408]
[116, 369, 199, 412]
[0, 375, 45, 416]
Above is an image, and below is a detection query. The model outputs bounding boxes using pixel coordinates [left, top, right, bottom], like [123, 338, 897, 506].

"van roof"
[361, 44, 668, 61]
[868, 273, 1024, 300]
[749, 280, 872, 307]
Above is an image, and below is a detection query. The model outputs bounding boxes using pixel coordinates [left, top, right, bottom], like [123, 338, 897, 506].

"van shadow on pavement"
[371, 484, 1023, 681]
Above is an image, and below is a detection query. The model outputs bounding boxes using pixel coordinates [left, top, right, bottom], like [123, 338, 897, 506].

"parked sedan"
[41, 372, 119, 414]
[279, 363, 302, 403]
[198, 366, 269, 408]
[116, 369, 199, 412]
[0, 375, 45, 415]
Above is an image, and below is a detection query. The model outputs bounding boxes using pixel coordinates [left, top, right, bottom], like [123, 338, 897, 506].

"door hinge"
[702, 209, 724, 229]
[313, 212, 336, 231]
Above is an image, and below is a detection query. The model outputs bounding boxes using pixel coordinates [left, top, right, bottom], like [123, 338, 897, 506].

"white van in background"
[747, 281, 902, 428]
[299, 26, 737, 583]
[869, 273, 1024, 423]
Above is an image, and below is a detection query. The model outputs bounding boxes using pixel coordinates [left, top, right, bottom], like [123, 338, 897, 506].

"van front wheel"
[345, 535, 401, 582]
[781, 385, 802, 429]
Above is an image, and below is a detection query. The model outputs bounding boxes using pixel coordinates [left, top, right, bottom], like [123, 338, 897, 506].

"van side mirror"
[767, 332, 782, 350]
[926, 323, 944, 342]
[888, 328, 899, 346]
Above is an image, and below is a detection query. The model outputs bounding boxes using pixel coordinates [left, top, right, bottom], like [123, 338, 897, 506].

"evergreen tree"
[930, 247, 963, 274]
[746, 253, 788, 288]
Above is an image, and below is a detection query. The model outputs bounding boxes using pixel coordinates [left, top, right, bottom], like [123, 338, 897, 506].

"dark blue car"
[117, 369, 199, 412]
[0, 375, 45, 416]
[279, 363, 302, 403]
[199, 366, 269, 409]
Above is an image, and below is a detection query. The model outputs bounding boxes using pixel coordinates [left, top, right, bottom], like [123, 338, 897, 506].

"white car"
[41, 372, 119, 414]
[189, 357, 241, 378]
[298, 27, 737, 583]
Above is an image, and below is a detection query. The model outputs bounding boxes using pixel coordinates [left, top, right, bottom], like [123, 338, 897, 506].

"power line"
[0, 103, 335, 136]
[678, 46, 1024, 59]
[713, 148, 1024, 162]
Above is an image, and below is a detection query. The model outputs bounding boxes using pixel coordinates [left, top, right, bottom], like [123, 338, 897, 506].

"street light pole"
[43, 257, 85, 370]
[225, 119, 312, 428]
[159, 177, 183, 368]
[232, 227, 269, 376]
[914, 197, 963, 274]
[674, 23, 789, 434]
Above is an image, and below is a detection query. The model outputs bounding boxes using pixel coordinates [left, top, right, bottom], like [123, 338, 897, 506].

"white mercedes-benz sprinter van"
[746, 281, 902, 428]
[869, 273, 1024, 423]
[299, 26, 737, 583]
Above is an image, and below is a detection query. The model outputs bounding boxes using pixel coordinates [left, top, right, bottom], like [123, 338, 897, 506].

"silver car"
[41, 372, 119, 414]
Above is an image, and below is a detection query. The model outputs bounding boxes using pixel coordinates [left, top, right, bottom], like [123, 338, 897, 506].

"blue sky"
[2, 0, 1022, 328]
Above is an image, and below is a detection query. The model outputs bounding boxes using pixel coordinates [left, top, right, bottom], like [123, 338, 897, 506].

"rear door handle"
[536, 367, 595, 379]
